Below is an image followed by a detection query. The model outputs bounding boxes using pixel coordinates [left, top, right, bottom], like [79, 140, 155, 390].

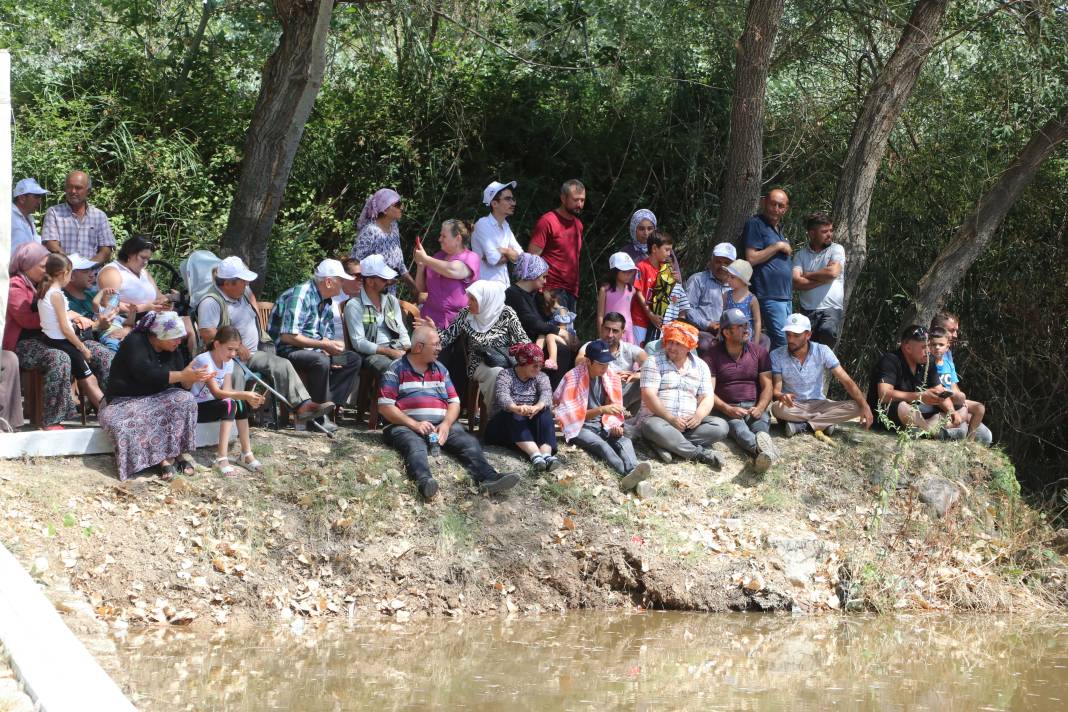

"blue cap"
[13, 178, 48, 198]
[584, 340, 614, 364]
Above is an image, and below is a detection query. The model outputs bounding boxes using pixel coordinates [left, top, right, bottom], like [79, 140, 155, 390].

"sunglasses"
[904, 325, 928, 341]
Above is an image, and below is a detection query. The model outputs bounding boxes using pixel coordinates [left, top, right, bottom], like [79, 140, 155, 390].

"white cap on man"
[783, 313, 812, 334]
[13, 178, 48, 198]
[608, 252, 637, 271]
[217, 256, 258, 282]
[357, 254, 398, 280]
[713, 243, 737, 260]
[314, 258, 356, 281]
[482, 180, 517, 206]
[68, 254, 97, 271]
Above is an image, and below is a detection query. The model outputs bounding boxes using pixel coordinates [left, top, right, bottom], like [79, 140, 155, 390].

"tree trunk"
[712, 0, 786, 253]
[900, 103, 1068, 328]
[219, 0, 336, 286]
[832, 0, 951, 308]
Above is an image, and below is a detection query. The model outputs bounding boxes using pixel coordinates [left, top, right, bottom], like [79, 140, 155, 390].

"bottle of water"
[427, 430, 441, 458]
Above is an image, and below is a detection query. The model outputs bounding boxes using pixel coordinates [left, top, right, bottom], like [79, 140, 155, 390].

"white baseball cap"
[14, 178, 48, 198]
[314, 258, 356, 281]
[68, 253, 97, 271]
[783, 313, 812, 333]
[357, 254, 398, 280]
[216, 256, 258, 282]
[713, 242, 737, 260]
[608, 252, 637, 271]
[482, 180, 517, 206]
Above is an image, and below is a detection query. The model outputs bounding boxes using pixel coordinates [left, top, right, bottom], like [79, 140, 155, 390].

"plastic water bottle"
[427, 431, 441, 458]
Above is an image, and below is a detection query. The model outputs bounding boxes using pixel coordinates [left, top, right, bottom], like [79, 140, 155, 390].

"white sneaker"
[620, 462, 652, 491]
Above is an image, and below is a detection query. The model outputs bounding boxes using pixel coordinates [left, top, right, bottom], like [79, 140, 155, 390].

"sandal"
[213, 457, 236, 476]
[178, 455, 197, 477]
[240, 451, 263, 473]
[160, 463, 177, 482]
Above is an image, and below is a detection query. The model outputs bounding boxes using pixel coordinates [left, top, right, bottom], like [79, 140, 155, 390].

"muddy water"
[116, 613, 1068, 711]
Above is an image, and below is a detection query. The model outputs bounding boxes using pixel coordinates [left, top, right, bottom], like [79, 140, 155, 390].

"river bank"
[0, 424, 1065, 633]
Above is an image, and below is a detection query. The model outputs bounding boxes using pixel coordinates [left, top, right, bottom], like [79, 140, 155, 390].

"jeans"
[485, 407, 557, 452]
[718, 399, 770, 453]
[640, 415, 729, 459]
[571, 422, 638, 475]
[284, 349, 361, 406]
[383, 423, 499, 484]
[760, 298, 792, 350]
[801, 307, 843, 346]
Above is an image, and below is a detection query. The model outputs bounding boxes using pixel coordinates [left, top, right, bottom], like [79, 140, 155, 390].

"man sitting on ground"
[706, 308, 779, 472]
[928, 326, 992, 445]
[268, 259, 362, 432]
[576, 311, 647, 412]
[867, 325, 961, 436]
[635, 321, 727, 467]
[770, 313, 873, 443]
[555, 339, 653, 495]
[344, 254, 411, 376]
[378, 326, 520, 500]
[199, 256, 333, 425]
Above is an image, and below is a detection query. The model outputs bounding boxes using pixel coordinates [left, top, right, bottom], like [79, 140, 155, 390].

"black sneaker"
[783, 421, 808, 437]
[418, 478, 439, 500]
[697, 450, 725, 469]
[480, 472, 520, 494]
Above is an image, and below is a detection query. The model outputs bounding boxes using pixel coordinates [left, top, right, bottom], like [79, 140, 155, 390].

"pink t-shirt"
[421, 249, 480, 329]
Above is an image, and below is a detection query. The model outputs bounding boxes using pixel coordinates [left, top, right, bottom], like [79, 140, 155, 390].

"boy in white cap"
[770, 313, 872, 443]
[267, 259, 363, 432]
[343, 254, 411, 377]
[10, 177, 49, 255]
[471, 180, 522, 285]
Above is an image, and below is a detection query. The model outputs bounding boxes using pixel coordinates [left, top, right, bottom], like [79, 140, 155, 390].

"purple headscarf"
[513, 253, 549, 282]
[628, 209, 658, 255]
[8, 242, 50, 278]
[356, 188, 402, 232]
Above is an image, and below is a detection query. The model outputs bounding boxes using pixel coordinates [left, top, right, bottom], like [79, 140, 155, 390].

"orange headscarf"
[661, 321, 698, 351]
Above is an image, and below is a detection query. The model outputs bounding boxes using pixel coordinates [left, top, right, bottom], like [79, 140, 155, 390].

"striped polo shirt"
[378, 356, 459, 424]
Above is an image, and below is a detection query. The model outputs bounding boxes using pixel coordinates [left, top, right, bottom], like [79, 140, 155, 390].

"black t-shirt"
[866, 348, 939, 413]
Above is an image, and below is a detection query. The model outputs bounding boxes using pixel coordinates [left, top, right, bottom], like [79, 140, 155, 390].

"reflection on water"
[116, 612, 1068, 711]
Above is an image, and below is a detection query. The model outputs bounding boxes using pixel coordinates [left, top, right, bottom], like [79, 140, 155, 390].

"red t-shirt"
[631, 261, 655, 329]
[529, 210, 583, 297]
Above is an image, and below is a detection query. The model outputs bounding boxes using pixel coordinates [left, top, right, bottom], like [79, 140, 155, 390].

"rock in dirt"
[913, 476, 960, 518]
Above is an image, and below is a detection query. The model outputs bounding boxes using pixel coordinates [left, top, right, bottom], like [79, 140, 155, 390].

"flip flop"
[178, 455, 197, 476]
[160, 463, 177, 482]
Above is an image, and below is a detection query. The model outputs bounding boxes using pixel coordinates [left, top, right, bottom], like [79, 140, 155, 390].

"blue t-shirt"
[743, 214, 792, 301]
[935, 356, 958, 389]
[770, 342, 840, 401]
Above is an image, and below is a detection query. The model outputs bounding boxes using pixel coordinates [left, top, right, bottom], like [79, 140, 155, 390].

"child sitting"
[190, 325, 266, 475]
[533, 289, 572, 369]
[37, 254, 106, 414]
[722, 259, 764, 345]
[929, 326, 991, 444]
[597, 252, 646, 344]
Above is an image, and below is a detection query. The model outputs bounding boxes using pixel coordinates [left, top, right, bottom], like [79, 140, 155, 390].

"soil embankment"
[0, 425, 1065, 631]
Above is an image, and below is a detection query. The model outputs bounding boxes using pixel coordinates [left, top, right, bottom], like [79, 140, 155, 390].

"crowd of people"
[2, 172, 992, 498]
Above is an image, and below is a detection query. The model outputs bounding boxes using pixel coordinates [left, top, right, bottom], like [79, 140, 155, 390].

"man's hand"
[776, 393, 796, 408]
[748, 405, 766, 420]
[619, 371, 636, 383]
[608, 425, 625, 438]
[650, 314, 664, 328]
[382, 347, 405, 360]
[498, 246, 519, 262]
[722, 404, 748, 419]
[412, 420, 435, 436]
[435, 421, 451, 445]
[321, 339, 345, 356]
[948, 409, 963, 427]
[600, 403, 625, 417]
[858, 403, 874, 430]
[683, 413, 703, 430]
[71, 314, 94, 330]
[670, 415, 688, 432]
[778, 240, 793, 257]
[920, 388, 944, 405]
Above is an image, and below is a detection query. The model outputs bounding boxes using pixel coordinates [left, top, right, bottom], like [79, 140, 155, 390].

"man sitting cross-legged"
[555, 340, 653, 495]
[770, 313, 873, 444]
[378, 326, 520, 501]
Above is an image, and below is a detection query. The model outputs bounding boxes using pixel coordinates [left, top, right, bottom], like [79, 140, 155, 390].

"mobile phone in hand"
[936, 390, 953, 399]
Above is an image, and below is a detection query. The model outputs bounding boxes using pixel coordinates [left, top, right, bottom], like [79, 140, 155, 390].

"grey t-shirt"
[196, 291, 261, 353]
[793, 243, 846, 311]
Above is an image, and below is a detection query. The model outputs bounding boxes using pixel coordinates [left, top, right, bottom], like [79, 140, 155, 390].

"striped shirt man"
[268, 280, 334, 357]
[378, 356, 459, 425]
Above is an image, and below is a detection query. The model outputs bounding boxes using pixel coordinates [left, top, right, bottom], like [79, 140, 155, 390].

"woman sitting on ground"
[504, 253, 573, 389]
[100, 311, 211, 481]
[424, 280, 529, 411]
[485, 342, 558, 471]
[349, 188, 418, 295]
[5, 243, 111, 429]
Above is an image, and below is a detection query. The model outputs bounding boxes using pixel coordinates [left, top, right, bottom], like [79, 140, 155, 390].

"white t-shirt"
[793, 243, 846, 311]
[39, 287, 70, 340]
[99, 261, 158, 307]
[189, 351, 234, 403]
[471, 214, 522, 285]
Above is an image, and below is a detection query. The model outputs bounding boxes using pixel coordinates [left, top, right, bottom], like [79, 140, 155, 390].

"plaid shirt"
[41, 202, 115, 257]
[636, 350, 712, 424]
[268, 280, 334, 357]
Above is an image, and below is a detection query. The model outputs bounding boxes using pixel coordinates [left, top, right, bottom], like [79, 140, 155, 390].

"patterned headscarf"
[356, 188, 402, 232]
[628, 209, 658, 255]
[8, 242, 50, 279]
[661, 321, 698, 351]
[509, 342, 545, 367]
[513, 252, 549, 282]
[134, 311, 187, 340]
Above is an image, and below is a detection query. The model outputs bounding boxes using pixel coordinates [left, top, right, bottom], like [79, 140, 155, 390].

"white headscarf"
[465, 280, 507, 334]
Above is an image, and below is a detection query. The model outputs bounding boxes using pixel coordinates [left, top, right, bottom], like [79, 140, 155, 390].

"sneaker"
[543, 455, 560, 472]
[655, 448, 673, 464]
[753, 431, 778, 473]
[823, 424, 837, 437]
[480, 472, 520, 495]
[619, 462, 652, 491]
[530, 454, 548, 471]
[697, 450, 725, 469]
[417, 478, 439, 501]
[783, 421, 808, 438]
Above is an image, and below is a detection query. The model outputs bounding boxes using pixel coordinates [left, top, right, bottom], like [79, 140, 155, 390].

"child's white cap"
[609, 252, 637, 272]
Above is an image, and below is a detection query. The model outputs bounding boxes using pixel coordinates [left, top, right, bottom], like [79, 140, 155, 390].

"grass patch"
[437, 508, 476, 551]
[539, 479, 597, 512]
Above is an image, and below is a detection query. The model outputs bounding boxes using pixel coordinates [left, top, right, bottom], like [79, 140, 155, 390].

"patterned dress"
[349, 222, 408, 277]
[438, 306, 530, 377]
